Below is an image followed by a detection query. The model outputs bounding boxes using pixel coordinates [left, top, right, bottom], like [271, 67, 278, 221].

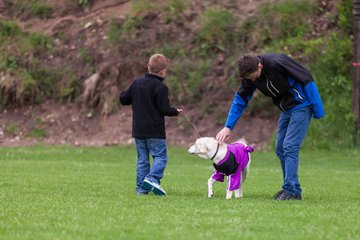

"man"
[216, 53, 325, 200]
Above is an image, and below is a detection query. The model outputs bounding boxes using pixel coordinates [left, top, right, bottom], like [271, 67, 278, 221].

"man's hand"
[177, 108, 183, 113]
[216, 127, 231, 143]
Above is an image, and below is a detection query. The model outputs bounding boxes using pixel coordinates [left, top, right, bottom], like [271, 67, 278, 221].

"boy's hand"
[177, 108, 183, 113]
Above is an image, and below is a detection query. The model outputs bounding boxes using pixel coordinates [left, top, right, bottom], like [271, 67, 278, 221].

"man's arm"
[303, 82, 325, 119]
[216, 80, 256, 142]
[225, 80, 256, 130]
[224, 92, 249, 130]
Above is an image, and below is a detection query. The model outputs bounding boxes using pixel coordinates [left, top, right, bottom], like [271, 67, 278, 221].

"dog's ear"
[199, 143, 207, 153]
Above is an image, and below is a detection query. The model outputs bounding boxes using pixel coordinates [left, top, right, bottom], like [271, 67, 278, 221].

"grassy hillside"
[0, 0, 358, 148]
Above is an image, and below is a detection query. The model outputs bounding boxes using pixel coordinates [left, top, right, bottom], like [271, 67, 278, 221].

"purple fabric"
[211, 143, 254, 191]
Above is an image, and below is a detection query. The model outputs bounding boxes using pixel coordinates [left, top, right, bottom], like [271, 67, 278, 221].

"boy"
[119, 54, 182, 196]
[216, 53, 325, 200]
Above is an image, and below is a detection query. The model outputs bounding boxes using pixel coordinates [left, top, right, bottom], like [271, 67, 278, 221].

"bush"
[164, 0, 188, 23]
[107, 17, 144, 45]
[167, 58, 210, 102]
[78, 47, 94, 65]
[260, 0, 356, 148]
[29, 1, 53, 19]
[229, 0, 356, 148]
[132, 0, 156, 16]
[197, 7, 235, 52]
[26, 127, 47, 138]
[0, 20, 22, 37]
[4, 123, 19, 136]
[304, 0, 355, 148]
[305, 32, 354, 148]
[337, 0, 353, 32]
[29, 32, 53, 53]
[78, 0, 92, 9]
[257, 0, 317, 46]
[0, 20, 63, 106]
[57, 66, 80, 102]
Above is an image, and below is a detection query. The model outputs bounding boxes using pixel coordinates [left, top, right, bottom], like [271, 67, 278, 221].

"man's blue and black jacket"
[225, 53, 325, 130]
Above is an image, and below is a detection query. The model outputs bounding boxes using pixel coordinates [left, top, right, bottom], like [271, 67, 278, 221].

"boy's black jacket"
[119, 73, 178, 139]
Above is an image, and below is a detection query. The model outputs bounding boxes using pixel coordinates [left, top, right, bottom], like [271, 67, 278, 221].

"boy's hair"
[238, 55, 260, 78]
[148, 54, 170, 74]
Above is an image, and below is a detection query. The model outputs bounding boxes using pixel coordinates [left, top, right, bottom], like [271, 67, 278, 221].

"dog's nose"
[188, 145, 197, 154]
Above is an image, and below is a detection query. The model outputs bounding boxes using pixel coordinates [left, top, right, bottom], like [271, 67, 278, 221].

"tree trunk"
[354, 0, 360, 133]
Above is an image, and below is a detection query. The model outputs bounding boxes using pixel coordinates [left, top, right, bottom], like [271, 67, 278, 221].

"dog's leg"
[242, 157, 251, 183]
[226, 176, 233, 199]
[242, 169, 248, 184]
[238, 169, 246, 199]
[208, 177, 215, 198]
[226, 190, 232, 199]
[235, 187, 243, 198]
[236, 156, 250, 199]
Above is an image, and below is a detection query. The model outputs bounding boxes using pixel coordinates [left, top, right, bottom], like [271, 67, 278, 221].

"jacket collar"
[145, 73, 164, 81]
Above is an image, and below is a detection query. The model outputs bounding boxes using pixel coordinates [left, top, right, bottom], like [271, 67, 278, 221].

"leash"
[179, 112, 201, 138]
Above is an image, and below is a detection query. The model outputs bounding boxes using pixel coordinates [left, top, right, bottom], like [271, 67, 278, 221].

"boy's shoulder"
[133, 74, 152, 84]
[134, 74, 147, 82]
[135, 73, 162, 81]
[133, 74, 167, 90]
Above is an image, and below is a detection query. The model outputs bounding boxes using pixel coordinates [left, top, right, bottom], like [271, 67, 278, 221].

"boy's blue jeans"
[135, 138, 168, 193]
[275, 106, 312, 196]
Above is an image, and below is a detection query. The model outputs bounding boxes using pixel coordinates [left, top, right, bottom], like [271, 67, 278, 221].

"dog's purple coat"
[211, 143, 254, 191]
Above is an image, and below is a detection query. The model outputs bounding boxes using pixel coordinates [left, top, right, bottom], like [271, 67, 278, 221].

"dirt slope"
[0, 0, 283, 148]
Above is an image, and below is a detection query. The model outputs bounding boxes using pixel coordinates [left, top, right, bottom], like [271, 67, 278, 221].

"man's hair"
[238, 55, 260, 77]
[148, 54, 170, 74]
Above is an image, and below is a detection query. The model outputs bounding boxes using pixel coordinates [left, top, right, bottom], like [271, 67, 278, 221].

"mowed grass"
[0, 146, 359, 240]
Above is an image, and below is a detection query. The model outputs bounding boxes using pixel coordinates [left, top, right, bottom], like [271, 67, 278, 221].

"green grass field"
[0, 145, 359, 240]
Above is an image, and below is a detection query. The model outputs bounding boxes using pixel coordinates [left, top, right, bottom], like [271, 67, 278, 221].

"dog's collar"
[210, 142, 220, 161]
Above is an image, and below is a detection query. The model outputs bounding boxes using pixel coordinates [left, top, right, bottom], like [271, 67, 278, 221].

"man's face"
[245, 63, 263, 81]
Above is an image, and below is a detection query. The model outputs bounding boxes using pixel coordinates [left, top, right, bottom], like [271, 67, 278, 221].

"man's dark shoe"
[273, 190, 297, 200]
[272, 190, 284, 200]
[295, 194, 302, 200]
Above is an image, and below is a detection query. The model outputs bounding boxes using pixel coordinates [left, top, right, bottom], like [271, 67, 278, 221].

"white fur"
[189, 137, 251, 199]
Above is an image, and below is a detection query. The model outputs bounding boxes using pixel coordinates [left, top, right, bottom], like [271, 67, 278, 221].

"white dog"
[188, 137, 254, 199]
